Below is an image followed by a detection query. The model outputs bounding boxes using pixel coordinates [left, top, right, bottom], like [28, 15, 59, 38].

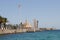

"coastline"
[0, 29, 56, 35]
[0, 29, 25, 35]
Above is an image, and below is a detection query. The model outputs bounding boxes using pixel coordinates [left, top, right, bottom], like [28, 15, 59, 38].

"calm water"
[0, 30, 60, 40]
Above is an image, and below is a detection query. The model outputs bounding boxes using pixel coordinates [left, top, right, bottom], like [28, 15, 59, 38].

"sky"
[0, 0, 60, 29]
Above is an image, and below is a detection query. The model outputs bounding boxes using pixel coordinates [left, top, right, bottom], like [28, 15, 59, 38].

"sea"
[0, 30, 60, 40]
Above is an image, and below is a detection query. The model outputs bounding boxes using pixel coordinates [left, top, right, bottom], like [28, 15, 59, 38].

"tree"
[0, 16, 8, 29]
[2, 18, 8, 29]
[0, 16, 2, 28]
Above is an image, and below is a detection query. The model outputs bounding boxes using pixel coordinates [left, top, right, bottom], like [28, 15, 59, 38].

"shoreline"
[0, 29, 57, 35]
[0, 29, 24, 35]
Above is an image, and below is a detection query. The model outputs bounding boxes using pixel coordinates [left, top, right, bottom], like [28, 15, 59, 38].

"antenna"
[18, 3, 22, 23]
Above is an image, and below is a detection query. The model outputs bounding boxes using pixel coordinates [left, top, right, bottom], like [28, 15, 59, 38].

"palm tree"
[2, 18, 8, 29]
[0, 16, 3, 28]
[0, 16, 8, 29]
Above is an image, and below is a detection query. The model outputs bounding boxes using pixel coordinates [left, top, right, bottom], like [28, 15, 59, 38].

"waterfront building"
[20, 20, 32, 31]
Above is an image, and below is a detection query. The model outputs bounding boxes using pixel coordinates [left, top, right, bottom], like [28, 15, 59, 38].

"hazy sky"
[0, 0, 60, 29]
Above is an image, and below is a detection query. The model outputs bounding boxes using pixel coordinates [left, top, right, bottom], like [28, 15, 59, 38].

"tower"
[34, 19, 38, 31]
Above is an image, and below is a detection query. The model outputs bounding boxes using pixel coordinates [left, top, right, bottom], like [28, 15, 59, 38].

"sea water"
[0, 30, 60, 40]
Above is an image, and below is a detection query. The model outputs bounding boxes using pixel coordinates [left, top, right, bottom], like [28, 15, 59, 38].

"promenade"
[0, 29, 26, 35]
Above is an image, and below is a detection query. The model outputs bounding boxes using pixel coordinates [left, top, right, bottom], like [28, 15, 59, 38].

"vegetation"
[0, 16, 2, 28]
[0, 16, 8, 29]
